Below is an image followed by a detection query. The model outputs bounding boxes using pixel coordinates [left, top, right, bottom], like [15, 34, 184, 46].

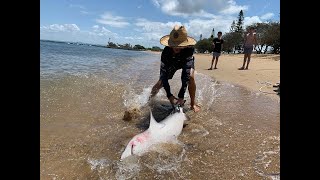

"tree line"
[195, 10, 280, 54]
[107, 42, 163, 51]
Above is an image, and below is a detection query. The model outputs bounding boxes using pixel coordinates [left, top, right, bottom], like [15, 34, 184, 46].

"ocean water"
[40, 40, 280, 180]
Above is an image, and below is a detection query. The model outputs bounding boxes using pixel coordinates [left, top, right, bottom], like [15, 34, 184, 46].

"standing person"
[149, 25, 201, 113]
[238, 27, 258, 70]
[208, 31, 224, 70]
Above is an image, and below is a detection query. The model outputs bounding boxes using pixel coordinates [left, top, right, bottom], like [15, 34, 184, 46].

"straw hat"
[160, 25, 197, 47]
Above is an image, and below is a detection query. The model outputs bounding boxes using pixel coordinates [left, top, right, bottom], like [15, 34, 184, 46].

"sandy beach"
[193, 53, 280, 101]
[148, 51, 280, 101]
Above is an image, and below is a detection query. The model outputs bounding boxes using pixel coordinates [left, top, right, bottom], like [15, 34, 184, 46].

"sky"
[40, 0, 280, 48]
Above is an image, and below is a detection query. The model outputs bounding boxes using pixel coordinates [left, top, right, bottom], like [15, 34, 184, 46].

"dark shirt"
[160, 46, 195, 98]
[213, 38, 224, 53]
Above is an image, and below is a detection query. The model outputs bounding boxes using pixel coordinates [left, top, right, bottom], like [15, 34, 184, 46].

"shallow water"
[40, 40, 280, 180]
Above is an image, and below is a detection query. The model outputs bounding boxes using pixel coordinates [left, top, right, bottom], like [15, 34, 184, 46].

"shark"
[120, 106, 189, 160]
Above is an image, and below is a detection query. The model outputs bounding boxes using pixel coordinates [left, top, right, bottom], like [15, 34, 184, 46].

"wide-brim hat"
[160, 25, 197, 47]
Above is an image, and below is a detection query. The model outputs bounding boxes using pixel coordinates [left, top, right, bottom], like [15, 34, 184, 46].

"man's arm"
[253, 34, 258, 48]
[160, 64, 173, 98]
[178, 66, 189, 99]
[221, 39, 224, 51]
[160, 47, 173, 99]
[212, 39, 216, 48]
[177, 48, 194, 99]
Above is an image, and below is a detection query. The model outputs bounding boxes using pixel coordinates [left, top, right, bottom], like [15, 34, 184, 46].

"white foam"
[123, 86, 152, 108]
[115, 157, 141, 180]
[194, 73, 219, 110]
[87, 158, 110, 170]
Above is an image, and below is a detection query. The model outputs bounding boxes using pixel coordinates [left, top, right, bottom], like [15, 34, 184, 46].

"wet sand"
[40, 73, 279, 180]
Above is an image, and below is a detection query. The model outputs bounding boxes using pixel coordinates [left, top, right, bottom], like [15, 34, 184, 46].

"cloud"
[151, 0, 208, 17]
[133, 13, 265, 46]
[134, 16, 235, 45]
[69, 4, 86, 9]
[40, 24, 119, 45]
[96, 12, 130, 28]
[80, 11, 89, 14]
[244, 16, 262, 27]
[91, 25, 118, 36]
[152, 0, 160, 7]
[260, 12, 274, 20]
[151, 0, 248, 17]
[124, 36, 144, 40]
[40, 24, 80, 32]
[40, 11, 270, 48]
[69, 4, 92, 15]
[135, 18, 183, 41]
[220, 0, 248, 15]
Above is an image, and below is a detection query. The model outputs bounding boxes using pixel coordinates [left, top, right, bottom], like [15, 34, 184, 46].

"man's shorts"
[244, 46, 253, 54]
[160, 56, 195, 80]
[213, 52, 221, 57]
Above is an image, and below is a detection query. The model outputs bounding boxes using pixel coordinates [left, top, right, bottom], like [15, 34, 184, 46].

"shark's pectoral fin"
[121, 143, 133, 160]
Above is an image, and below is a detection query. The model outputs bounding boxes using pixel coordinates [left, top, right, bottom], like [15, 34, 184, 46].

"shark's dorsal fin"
[149, 110, 165, 131]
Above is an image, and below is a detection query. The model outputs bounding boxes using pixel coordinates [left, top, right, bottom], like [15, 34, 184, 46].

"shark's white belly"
[120, 108, 188, 160]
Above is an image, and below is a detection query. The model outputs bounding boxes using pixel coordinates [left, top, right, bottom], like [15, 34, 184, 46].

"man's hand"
[176, 98, 185, 106]
[168, 96, 186, 106]
[168, 96, 178, 105]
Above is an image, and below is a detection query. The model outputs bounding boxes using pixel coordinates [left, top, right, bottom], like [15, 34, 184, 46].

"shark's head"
[178, 106, 190, 122]
[172, 106, 190, 121]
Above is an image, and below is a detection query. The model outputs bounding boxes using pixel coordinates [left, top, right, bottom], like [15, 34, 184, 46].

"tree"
[235, 10, 244, 33]
[230, 20, 236, 32]
[117, 43, 132, 50]
[267, 22, 280, 53]
[151, 46, 162, 51]
[221, 33, 233, 53]
[107, 41, 117, 48]
[222, 32, 243, 53]
[248, 22, 280, 54]
[133, 44, 145, 50]
[231, 10, 245, 51]
[211, 28, 215, 38]
[195, 38, 213, 53]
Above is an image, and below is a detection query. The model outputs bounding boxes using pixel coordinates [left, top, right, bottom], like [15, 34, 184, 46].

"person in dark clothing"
[208, 31, 224, 70]
[149, 25, 201, 112]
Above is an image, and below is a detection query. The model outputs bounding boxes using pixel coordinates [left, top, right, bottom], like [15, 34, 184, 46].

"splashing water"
[123, 86, 152, 109]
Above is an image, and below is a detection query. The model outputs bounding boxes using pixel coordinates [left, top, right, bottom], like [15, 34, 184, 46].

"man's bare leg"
[245, 54, 251, 69]
[214, 56, 219, 69]
[188, 69, 200, 112]
[239, 54, 247, 70]
[208, 57, 215, 70]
